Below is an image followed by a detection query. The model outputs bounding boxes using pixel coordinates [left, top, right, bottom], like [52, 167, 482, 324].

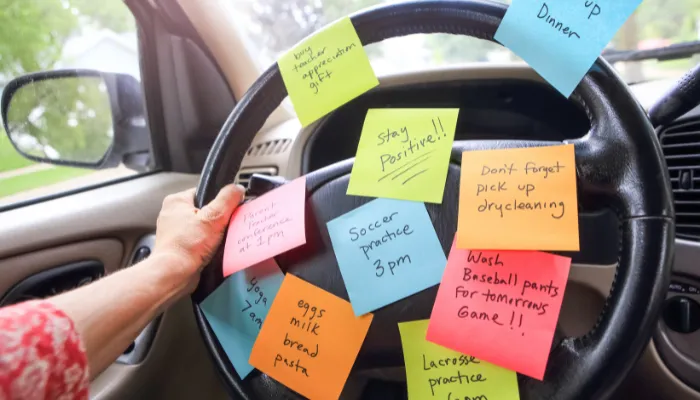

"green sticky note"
[347, 109, 458, 203]
[278, 17, 379, 127]
[399, 320, 520, 400]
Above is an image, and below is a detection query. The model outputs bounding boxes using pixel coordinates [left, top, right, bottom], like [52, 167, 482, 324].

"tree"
[0, 0, 135, 78]
[0, 0, 135, 166]
[235, 0, 380, 65]
[0, 0, 78, 76]
[6, 76, 113, 163]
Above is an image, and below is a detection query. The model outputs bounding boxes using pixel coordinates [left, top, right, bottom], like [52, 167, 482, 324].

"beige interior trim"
[174, 0, 291, 130]
[0, 239, 123, 297]
[619, 342, 700, 399]
[0, 172, 197, 259]
[240, 118, 302, 179]
[91, 297, 226, 400]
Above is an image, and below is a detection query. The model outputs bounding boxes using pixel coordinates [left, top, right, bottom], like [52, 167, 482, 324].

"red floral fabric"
[0, 300, 88, 400]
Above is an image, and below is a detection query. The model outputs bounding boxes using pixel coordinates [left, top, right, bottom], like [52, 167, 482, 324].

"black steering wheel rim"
[192, 1, 675, 399]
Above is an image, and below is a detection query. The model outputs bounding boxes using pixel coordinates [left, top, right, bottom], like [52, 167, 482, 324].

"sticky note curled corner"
[223, 176, 307, 277]
[457, 144, 579, 251]
[347, 108, 458, 203]
[249, 274, 373, 400]
[399, 320, 520, 400]
[200, 258, 284, 379]
[278, 17, 379, 127]
[327, 198, 447, 316]
[494, 0, 641, 97]
[426, 242, 572, 380]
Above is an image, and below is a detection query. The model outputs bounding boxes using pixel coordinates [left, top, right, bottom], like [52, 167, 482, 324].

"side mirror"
[1, 69, 151, 171]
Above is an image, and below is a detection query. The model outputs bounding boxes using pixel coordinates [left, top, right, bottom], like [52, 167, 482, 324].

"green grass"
[0, 166, 92, 197]
[0, 133, 34, 173]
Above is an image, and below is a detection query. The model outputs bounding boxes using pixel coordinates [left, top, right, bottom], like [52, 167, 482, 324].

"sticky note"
[278, 17, 379, 127]
[399, 320, 520, 400]
[347, 109, 459, 203]
[426, 243, 571, 380]
[200, 259, 284, 379]
[249, 274, 373, 400]
[223, 177, 307, 276]
[457, 144, 579, 251]
[494, 0, 641, 97]
[327, 198, 447, 315]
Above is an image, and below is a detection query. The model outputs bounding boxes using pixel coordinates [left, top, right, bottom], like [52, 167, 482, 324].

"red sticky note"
[426, 242, 571, 380]
[223, 177, 307, 277]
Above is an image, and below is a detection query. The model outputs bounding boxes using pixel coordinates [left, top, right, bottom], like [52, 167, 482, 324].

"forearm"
[45, 184, 242, 380]
[48, 253, 189, 378]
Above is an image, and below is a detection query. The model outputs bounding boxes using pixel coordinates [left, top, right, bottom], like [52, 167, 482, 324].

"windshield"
[230, 0, 700, 84]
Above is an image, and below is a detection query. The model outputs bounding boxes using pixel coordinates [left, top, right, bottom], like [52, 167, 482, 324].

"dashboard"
[237, 65, 674, 181]
[302, 78, 589, 173]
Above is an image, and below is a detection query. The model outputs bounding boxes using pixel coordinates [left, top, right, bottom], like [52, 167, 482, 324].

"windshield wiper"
[603, 40, 700, 63]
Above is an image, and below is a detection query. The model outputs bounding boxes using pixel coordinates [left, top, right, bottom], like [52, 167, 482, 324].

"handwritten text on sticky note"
[278, 17, 379, 127]
[347, 109, 459, 203]
[495, 0, 641, 97]
[457, 144, 579, 251]
[427, 243, 571, 380]
[249, 274, 373, 399]
[399, 320, 520, 400]
[200, 259, 284, 378]
[223, 177, 306, 276]
[327, 199, 447, 315]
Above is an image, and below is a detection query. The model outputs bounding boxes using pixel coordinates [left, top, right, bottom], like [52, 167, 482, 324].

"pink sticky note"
[426, 241, 571, 380]
[223, 177, 307, 276]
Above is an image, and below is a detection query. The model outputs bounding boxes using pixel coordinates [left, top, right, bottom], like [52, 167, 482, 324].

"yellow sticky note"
[278, 17, 378, 127]
[399, 320, 520, 400]
[347, 109, 458, 203]
[457, 144, 579, 250]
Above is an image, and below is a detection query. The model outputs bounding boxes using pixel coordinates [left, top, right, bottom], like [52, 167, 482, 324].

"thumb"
[199, 184, 245, 227]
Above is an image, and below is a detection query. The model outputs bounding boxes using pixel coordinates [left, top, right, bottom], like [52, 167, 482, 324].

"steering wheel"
[192, 1, 675, 398]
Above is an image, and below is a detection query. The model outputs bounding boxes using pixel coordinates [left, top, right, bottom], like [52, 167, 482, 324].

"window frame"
[0, 0, 236, 211]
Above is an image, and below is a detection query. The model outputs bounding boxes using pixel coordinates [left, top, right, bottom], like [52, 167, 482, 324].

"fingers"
[198, 184, 246, 227]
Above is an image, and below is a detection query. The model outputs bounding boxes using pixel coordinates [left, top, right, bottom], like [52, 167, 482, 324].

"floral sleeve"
[0, 300, 89, 400]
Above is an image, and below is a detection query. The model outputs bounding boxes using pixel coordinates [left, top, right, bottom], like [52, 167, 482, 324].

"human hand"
[152, 184, 245, 295]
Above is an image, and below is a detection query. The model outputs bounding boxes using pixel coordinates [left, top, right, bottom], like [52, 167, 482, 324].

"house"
[59, 30, 140, 79]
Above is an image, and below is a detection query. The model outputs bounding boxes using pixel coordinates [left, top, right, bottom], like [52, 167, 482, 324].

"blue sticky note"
[327, 198, 447, 316]
[494, 0, 641, 97]
[200, 258, 284, 379]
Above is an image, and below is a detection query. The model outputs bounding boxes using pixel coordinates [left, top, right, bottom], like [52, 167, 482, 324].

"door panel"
[0, 173, 197, 258]
[0, 172, 228, 399]
[0, 239, 122, 296]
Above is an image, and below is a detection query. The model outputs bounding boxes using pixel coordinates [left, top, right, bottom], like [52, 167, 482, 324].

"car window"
[0, 0, 150, 208]
[230, 0, 700, 84]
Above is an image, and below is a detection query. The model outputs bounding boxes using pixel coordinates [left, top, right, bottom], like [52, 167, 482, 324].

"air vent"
[235, 167, 278, 190]
[246, 139, 292, 157]
[660, 120, 700, 240]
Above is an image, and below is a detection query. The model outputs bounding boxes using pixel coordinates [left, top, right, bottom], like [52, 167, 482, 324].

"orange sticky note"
[457, 144, 579, 251]
[426, 242, 571, 380]
[249, 274, 373, 399]
[223, 177, 307, 277]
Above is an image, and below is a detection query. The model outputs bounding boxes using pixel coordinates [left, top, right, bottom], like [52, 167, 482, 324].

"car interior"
[1, 0, 700, 398]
